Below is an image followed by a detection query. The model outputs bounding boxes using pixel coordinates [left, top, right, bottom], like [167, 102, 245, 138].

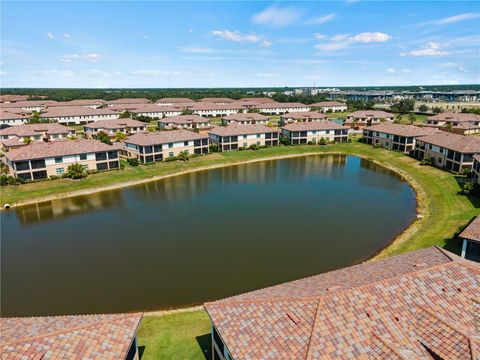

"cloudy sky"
[1, 1, 479, 88]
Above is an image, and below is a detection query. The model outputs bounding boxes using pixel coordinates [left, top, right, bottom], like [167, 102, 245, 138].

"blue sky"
[1, 1, 479, 88]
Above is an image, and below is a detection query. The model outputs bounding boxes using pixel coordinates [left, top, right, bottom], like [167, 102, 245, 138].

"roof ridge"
[304, 300, 321, 360]
[371, 333, 421, 360]
[418, 305, 476, 339]
[0, 313, 142, 348]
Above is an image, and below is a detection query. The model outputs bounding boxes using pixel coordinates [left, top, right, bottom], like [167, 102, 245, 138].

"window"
[326, 130, 330, 134]
[32, 170, 47, 180]
[256, 134, 261, 138]
[108, 151, 118, 159]
[79, 154, 87, 160]
[243, 135, 247, 139]
[184, 141, 189, 146]
[169, 152, 174, 157]
[55, 157, 63, 163]
[30, 159, 46, 169]
[96, 162, 108, 171]
[243, 142, 248, 147]
[95, 152, 107, 161]
[168, 143, 173, 148]
[56, 168, 65, 175]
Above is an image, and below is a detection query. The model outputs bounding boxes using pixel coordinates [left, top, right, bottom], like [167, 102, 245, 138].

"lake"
[1, 154, 416, 316]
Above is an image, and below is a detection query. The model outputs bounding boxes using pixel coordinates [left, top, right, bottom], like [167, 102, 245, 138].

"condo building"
[84, 118, 147, 139]
[124, 129, 209, 163]
[40, 106, 119, 125]
[255, 102, 310, 115]
[208, 124, 279, 151]
[281, 121, 349, 144]
[0, 123, 75, 150]
[310, 101, 347, 112]
[345, 110, 395, 129]
[221, 113, 269, 125]
[280, 111, 327, 126]
[157, 115, 211, 130]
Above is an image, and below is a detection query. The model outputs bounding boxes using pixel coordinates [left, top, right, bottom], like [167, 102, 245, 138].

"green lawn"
[137, 310, 211, 360]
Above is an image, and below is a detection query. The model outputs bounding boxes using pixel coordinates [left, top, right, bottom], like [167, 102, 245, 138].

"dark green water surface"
[1, 155, 416, 316]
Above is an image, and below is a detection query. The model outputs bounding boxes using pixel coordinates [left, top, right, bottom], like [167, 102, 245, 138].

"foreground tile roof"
[365, 123, 440, 137]
[0, 110, 30, 120]
[0, 123, 74, 137]
[0, 313, 142, 360]
[282, 120, 346, 131]
[5, 139, 118, 161]
[460, 216, 480, 244]
[417, 132, 480, 153]
[125, 129, 208, 146]
[209, 124, 279, 136]
[205, 247, 480, 360]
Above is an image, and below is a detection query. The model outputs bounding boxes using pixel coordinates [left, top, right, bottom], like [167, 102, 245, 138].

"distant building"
[124, 129, 209, 163]
[363, 123, 440, 154]
[414, 132, 480, 172]
[280, 111, 327, 126]
[0, 123, 75, 150]
[205, 247, 480, 360]
[106, 98, 151, 107]
[209, 124, 279, 151]
[41, 106, 119, 125]
[5, 139, 120, 180]
[281, 121, 348, 144]
[157, 115, 211, 130]
[222, 113, 269, 125]
[128, 104, 182, 119]
[199, 97, 236, 104]
[48, 99, 106, 109]
[255, 102, 310, 115]
[0, 110, 30, 127]
[84, 118, 147, 139]
[423, 112, 480, 135]
[189, 103, 246, 117]
[0, 313, 142, 359]
[0, 94, 30, 103]
[459, 216, 480, 262]
[310, 101, 347, 113]
[345, 110, 395, 129]
[156, 98, 194, 106]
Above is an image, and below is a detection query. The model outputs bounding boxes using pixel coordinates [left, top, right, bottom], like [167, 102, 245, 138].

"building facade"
[459, 216, 480, 262]
[310, 101, 347, 112]
[41, 106, 119, 125]
[84, 118, 147, 139]
[345, 110, 395, 129]
[221, 113, 269, 125]
[280, 111, 327, 126]
[157, 115, 211, 130]
[255, 102, 310, 115]
[281, 121, 349, 144]
[124, 130, 209, 163]
[0, 123, 75, 150]
[5, 139, 120, 180]
[208, 124, 279, 151]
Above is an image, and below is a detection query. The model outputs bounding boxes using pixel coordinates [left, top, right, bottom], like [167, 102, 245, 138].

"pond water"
[1, 154, 416, 316]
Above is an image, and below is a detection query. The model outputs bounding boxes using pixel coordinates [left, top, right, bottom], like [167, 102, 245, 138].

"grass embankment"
[3, 140, 478, 358]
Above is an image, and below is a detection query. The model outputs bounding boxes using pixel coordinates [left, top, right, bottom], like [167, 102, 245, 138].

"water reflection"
[15, 191, 124, 227]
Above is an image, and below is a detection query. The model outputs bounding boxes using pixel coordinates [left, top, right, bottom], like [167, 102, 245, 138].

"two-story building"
[208, 124, 279, 151]
[40, 106, 119, 125]
[279, 111, 327, 126]
[459, 216, 480, 262]
[156, 98, 194, 106]
[106, 98, 151, 107]
[345, 110, 395, 129]
[414, 132, 480, 172]
[423, 112, 480, 135]
[473, 154, 480, 185]
[363, 123, 440, 154]
[199, 97, 236, 105]
[281, 121, 348, 144]
[0, 123, 75, 150]
[4, 139, 120, 181]
[128, 104, 182, 119]
[254, 102, 310, 115]
[221, 113, 269, 125]
[189, 103, 246, 117]
[0, 110, 30, 128]
[124, 130, 209, 163]
[310, 101, 347, 113]
[157, 115, 211, 130]
[84, 118, 147, 139]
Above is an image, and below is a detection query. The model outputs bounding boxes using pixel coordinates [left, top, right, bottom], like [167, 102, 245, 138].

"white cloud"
[314, 33, 327, 40]
[331, 34, 350, 42]
[212, 30, 260, 43]
[261, 40, 272, 48]
[305, 13, 336, 25]
[386, 68, 395, 73]
[46, 32, 54, 40]
[349, 32, 391, 43]
[180, 46, 215, 54]
[251, 6, 301, 28]
[0, 71, 7, 76]
[131, 69, 182, 77]
[402, 69, 412, 73]
[405, 42, 448, 57]
[63, 33, 70, 38]
[59, 53, 101, 63]
[314, 42, 350, 51]
[430, 12, 480, 25]
[135, 31, 149, 39]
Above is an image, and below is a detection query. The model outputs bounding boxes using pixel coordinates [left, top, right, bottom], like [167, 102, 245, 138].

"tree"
[391, 99, 415, 114]
[432, 107, 443, 114]
[181, 108, 194, 115]
[444, 123, 453, 132]
[23, 137, 32, 144]
[394, 114, 402, 124]
[178, 150, 190, 161]
[408, 114, 416, 124]
[462, 180, 475, 195]
[97, 131, 112, 145]
[418, 104, 429, 113]
[114, 130, 127, 142]
[119, 111, 132, 119]
[209, 143, 220, 152]
[318, 137, 328, 145]
[66, 163, 87, 179]
[27, 111, 49, 124]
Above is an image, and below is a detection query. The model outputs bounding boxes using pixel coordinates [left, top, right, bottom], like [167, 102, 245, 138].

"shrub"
[421, 157, 433, 166]
[127, 158, 140, 167]
[238, 146, 245, 151]
[249, 144, 260, 151]
[461, 167, 472, 178]
[164, 156, 179, 162]
[279, 135, 291, 146]
[178, 150, 190, 161]
[49, 175, 60, 180]
[65, 163, 88, 179]
[209, 143, 220, 152]
[0, 175, 8, 186]
[462, 180, 476, 195]
[97, 131, 112, 145]
[307, 141, 315, 145]
[373, 143, 382, 148]
[318, 137, 328, 145]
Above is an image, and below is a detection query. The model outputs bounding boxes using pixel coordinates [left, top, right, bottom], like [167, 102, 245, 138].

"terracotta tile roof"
[5, 139, 118, 161]
[205, 247, 480, 360]
[0, 111, 30, 120]
[282, 121, 347, 131]
[156, 97, 193, 103]
[238, 97, 276, 103]
[48, 99, 106, 107]
[158, 115, 210, 124]
[0, 123, 74, 137]
[310, 101, 346, 107]
[417, 132, 480, 153]
[84, 118, 146, 130]
[106, 98, 151, 105]
[1, 138, 28, 147]
[0, 100, 59, 108]
[281, 111, 327, 121]
[129, 104, 180, 113]
[255, 102, 309, 109]
[428, 111, 480, 123]
[348, 110, 394, 119]
[125, 129, 208, 146]
[0, 313, 142, 360]
[199, 97, 236, 103]
[208, 124, 279, 137]
[452, 122, 480, 130]
[0, 95, 30, 102]
[222, 113, 269, 121]
[189, 103, 246, 111]
[365, 124, 440, 137]
[41, 106, 118, 118]
[460, 216, 480, 244]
